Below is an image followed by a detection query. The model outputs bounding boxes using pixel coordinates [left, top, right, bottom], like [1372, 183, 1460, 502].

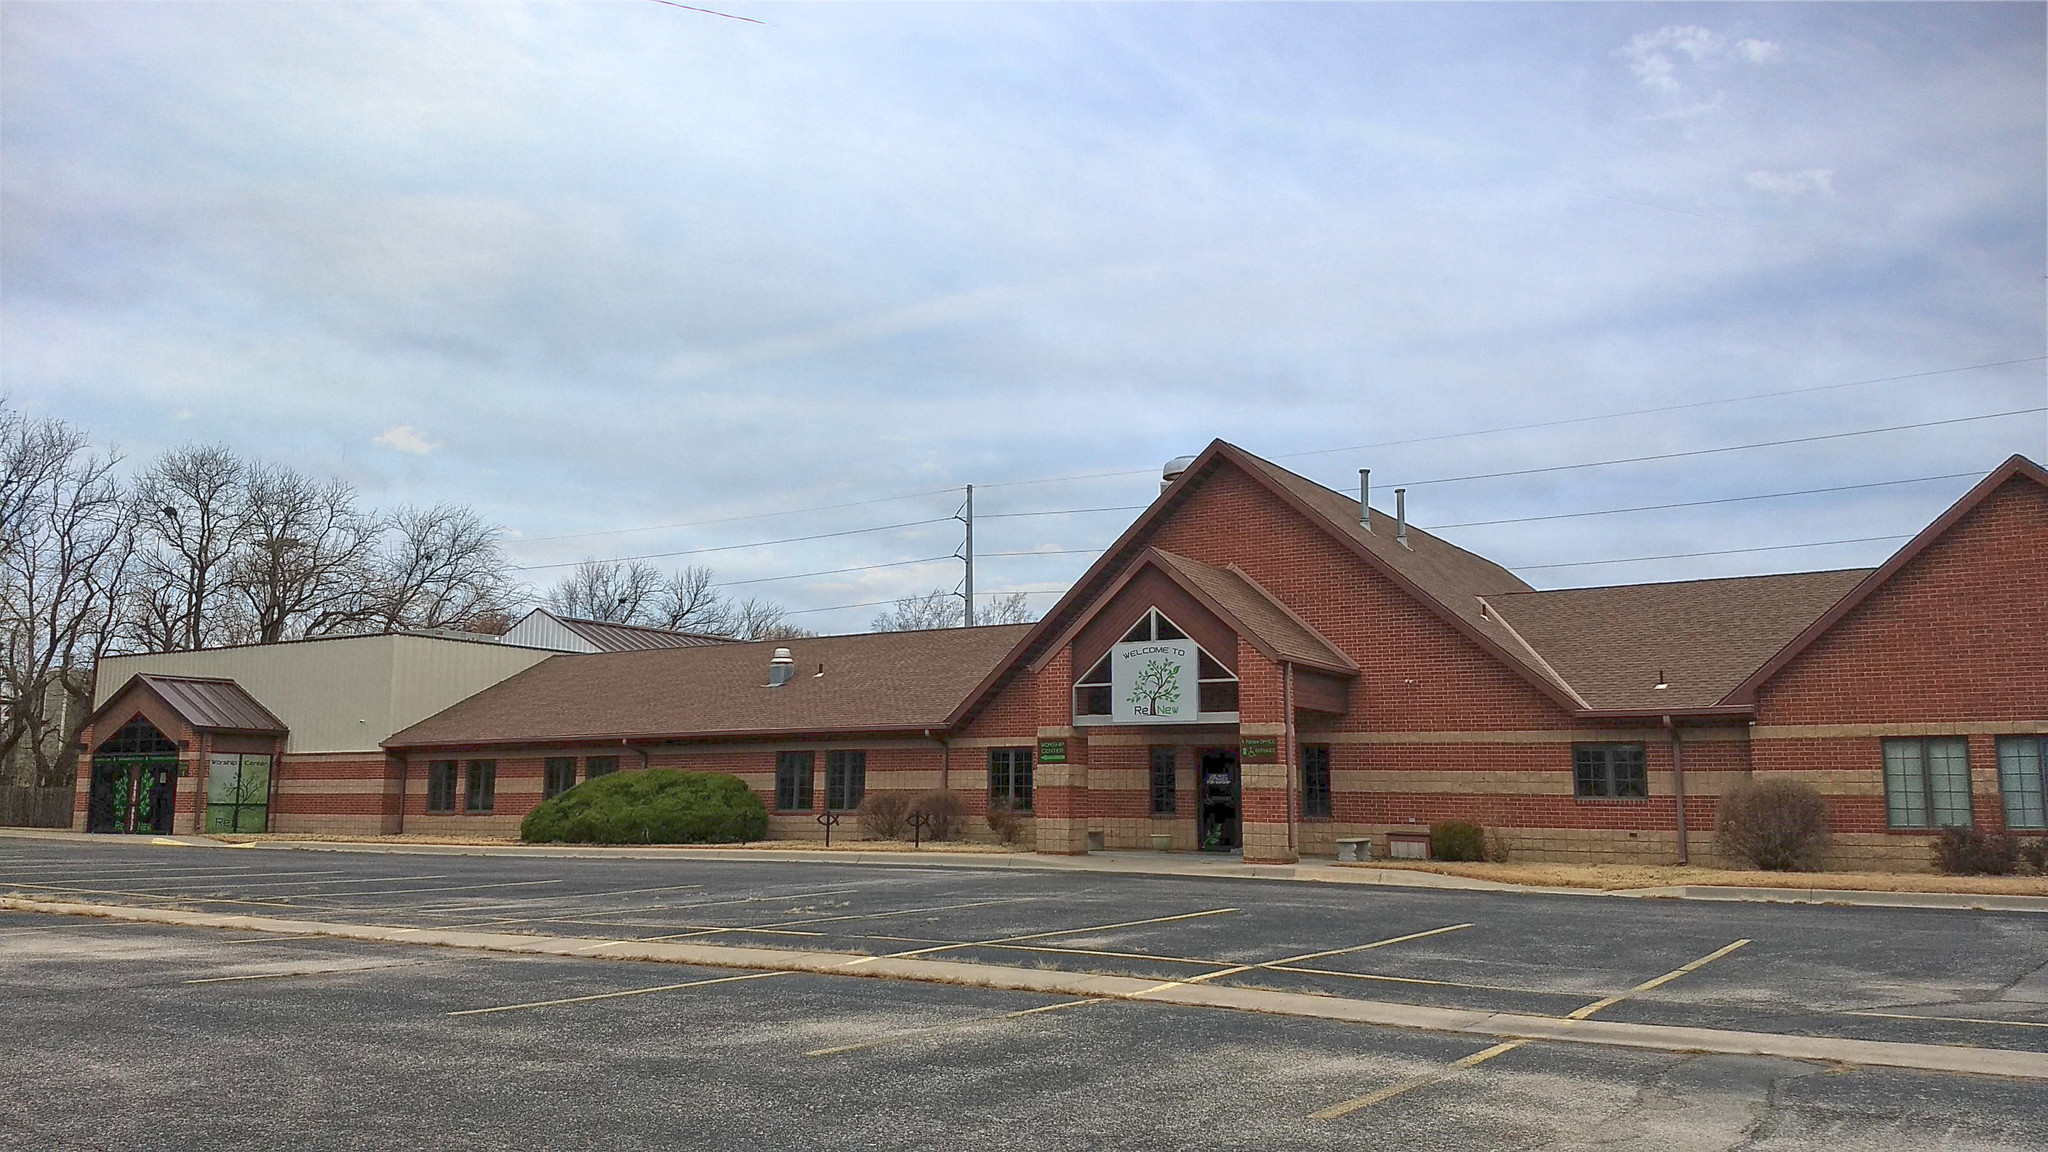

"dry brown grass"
[1335, 859, 2048, 895]
[206, 832, 1024, 854]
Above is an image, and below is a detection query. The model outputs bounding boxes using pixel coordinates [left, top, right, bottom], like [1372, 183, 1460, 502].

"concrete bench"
[1335, 837, 1372, 862]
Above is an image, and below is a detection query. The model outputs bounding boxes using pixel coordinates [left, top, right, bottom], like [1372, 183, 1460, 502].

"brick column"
[1236, 641, 1297, 864]
[1033, 726, 1090, 854]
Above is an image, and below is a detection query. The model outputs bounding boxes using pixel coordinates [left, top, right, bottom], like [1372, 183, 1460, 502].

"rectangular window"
[1999, 737, 2048, 831]
[1883, 738, 1972, 829]
[543, 757, 577, 800]
[825, 750, 866, 811]
[427, 760, 457, 813]
[464, 760, 497, 813]
[988, 748, 1033, 810]
[1574, 744, 1646, 799]
[1301, 744, 1332, 819]
[775, 751, 815, 812]
[584, 755, 619, 779]
[1149, 746, 1177, 814]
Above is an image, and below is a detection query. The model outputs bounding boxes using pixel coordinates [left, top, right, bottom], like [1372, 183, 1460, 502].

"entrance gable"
[1738, 461, 2047, 722]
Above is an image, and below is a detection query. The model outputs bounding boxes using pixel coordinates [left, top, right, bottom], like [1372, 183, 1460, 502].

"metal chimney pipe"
[1395, 488, 1409, 549]
[1358, 469, 1371, 532]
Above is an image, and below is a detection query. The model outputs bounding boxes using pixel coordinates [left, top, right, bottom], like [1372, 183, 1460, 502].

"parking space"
[5, 911, 2044, 1150]
[6, 839, 2048, 1057]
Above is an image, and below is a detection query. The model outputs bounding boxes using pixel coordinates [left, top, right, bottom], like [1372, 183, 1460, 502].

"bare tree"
[545, 559, 664, 623]
[231, 463, 379, 642]
[0, 410, 133, 787]
[721, 596, 813, 641]
[126, 444, 250, 651]
[871, 589, 964, 632]
[369, 504, 517, 632]
[652, 565, 726, 632]
[980, 591, 1036, 625]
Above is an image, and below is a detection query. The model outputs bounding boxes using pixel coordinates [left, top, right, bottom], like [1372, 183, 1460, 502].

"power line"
[981, 548, 1107, 558]
[780, 588, 1065, 618]
[1386, 407, 2045, 489]
[1514, 534, 1912, 572]
[509, 517, 955, 572]
[712, 555, 956, 588]
[1424, 471, 1982, 531]
[509, 486, 959, 546]
[979, 505, 1149, 520]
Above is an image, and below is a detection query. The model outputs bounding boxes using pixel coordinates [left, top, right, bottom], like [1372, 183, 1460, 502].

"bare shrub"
[1429, 820, 1487, 862]
[909, 790, 967, 841]
[1933, 827, 2019, 876]
[1483, 828, 1513, 863]
[1715, 778, 1829, 871]
[2021, 838, 2048, 875]
[985, 799, 1027, 845]
[856, 792, 910, 840]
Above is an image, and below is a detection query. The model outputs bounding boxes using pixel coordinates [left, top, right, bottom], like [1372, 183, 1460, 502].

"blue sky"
[4, 2, 2042, 632]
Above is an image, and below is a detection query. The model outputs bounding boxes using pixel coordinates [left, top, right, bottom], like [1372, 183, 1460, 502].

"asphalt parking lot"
[4, 836, 2046, 1149]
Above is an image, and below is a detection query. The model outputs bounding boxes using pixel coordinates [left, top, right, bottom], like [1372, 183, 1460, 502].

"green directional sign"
[1038, 739, 1068, 765]
[1239, 736, 1278, 763]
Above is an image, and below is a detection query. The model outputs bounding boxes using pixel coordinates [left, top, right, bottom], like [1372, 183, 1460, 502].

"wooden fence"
[0, 786, 73, 828]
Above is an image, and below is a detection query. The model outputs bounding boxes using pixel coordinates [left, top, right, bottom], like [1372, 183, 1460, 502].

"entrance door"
[88, 759, 177, 834]
[1197, 750, 1240, 852]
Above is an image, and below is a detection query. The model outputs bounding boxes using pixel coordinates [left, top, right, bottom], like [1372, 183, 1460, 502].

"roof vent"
[1654, 670, 1669, 691]
[767, 647, 796, 688]
[1395, 488, 1409, 549]
[1161, 455, 1197, 492]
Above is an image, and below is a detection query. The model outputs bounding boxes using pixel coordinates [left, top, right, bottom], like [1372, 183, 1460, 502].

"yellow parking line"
[804, 997, 1111, 1058]
[1311, 938, 1751, 1120]
[447, 970, 791, 1016]
[839, 907, 1241, 967]
[1132, 923, 1472, 996]
[1847, 1010, 2048, 1030]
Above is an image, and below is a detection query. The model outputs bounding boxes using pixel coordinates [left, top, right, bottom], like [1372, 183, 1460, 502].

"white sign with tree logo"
[1110, 641, 1197, 724]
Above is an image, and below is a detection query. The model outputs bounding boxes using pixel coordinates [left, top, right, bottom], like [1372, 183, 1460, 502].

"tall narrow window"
[543, 757, 577, 800]
[427, 760, 457, 814]
[1883, 738, 1972, 829]
[988, 748, 1033, 810]
[776, 751, 815, 812]
[1573, 744, 1646, 799]
[1301, 744, 1332, 818]
[1999, 737, 2048, 831]
[826, 750, 866, 811]
[1149, 746, 1177, 814]
[464, 760, 497, 813]
[584, 755, 619, 779]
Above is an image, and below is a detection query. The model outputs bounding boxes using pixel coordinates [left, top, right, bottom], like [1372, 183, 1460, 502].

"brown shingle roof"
[1487, 569, 1870, 711]
[553, 615, 728, 652]
[385, 625, 1032, 748]
[1149, 550, 1355, 673]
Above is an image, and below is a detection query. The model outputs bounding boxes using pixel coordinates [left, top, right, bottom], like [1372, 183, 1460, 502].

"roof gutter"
[1571, 704, 1753, 722]
[385, 723, 961, 755]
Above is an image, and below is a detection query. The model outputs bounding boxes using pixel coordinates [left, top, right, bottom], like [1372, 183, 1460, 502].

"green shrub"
[1429, 820, 1487, 862]
[520, 769, 766, 845]
[1715, 779, 1828, 871]
[1933, 827, 2019, 876]
[909, 790, 966, 841]
[857, 792, 911, 840]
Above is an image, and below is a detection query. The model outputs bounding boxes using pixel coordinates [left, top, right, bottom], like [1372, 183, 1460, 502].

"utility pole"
[961, 484, 975, 626]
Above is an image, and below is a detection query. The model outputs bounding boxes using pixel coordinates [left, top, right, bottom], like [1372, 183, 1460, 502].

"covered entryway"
[1197, 749, 1240, 851]
[87, 718, 180, 835]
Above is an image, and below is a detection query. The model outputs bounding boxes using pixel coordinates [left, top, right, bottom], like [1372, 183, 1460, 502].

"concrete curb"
[7, 894, 2044, 1081]
[7, 826, 2048, 913]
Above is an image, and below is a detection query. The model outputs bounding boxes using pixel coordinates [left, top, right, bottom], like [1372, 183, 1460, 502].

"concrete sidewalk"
[7, 893, 2044, 1082]
[7, 825, 2047, 914]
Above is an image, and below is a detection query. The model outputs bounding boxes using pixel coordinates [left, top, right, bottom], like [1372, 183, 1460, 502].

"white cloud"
[373, 424, 436, 454]
[1745, 168, 1836, 196]
[1734, 39, 1783, 64]
[1620, 26, 1781, 95]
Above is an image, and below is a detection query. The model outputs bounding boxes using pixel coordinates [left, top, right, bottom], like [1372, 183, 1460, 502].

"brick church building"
[75, 442, 2047, 870]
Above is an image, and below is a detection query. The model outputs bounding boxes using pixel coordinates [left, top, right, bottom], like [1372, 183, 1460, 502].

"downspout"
[395, 754, 408, 835]
[626, 738, 650, 772]
[1664, 715, 1689, 866]
[1284, 662, 1298, 857]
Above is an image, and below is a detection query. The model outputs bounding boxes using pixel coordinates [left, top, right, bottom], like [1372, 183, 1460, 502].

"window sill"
[1573, 795, 1651, 803]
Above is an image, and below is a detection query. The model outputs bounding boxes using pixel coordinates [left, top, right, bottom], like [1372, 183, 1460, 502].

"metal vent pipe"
[1395, 488, 1409, 549]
